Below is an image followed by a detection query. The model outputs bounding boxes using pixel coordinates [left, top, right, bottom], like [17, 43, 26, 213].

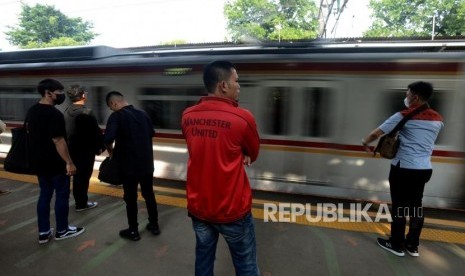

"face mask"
[54, 94, 66, 105]
[404, 97, 410, 108]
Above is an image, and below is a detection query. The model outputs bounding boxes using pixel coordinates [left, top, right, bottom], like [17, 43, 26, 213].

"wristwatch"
[362, 138, 368, 146]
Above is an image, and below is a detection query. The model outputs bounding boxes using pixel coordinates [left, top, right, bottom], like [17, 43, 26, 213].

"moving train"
[1, 38, 465, 209]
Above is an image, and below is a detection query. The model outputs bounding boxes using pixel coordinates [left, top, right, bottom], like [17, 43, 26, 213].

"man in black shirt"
[27, 78, 85, 244]
[104, 91, 159, 241]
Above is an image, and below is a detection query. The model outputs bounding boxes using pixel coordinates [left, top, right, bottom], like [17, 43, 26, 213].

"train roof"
[0, 45, 124, 64]
[1, 37, 465, 65]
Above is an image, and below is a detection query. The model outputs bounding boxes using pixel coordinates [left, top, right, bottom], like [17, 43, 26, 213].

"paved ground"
[1, 174, 464, 276]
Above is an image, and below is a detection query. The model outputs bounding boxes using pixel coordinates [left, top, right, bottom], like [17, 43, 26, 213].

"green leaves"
[5, 3, 96, 48]
[224, 0, 319, 42]
[365, 0, 465, 37]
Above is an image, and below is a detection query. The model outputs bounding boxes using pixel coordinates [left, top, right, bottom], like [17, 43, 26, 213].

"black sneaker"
[405, 244, 419, 257]
[38, 228, 54, 245]
[55, 226, 85, 241]
[119, 228, 141, 241]
[377, 238, 405, 257]
[146, 223, 160, 235]
[76, 202, 98, 212]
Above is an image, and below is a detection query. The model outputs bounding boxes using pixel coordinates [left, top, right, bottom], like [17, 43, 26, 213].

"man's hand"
[66, 163, 77, 176]
[243, 155, 251, 167]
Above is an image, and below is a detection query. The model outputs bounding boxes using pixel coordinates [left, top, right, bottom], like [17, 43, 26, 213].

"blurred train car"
[1, 39, 464, 209]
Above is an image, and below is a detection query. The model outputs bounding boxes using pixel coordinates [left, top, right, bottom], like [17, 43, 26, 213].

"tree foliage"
[224, 0, 319, 42]
[5, 4, 96, 48]
[162, 39, 188, 46]
[365, 0, 465, 37]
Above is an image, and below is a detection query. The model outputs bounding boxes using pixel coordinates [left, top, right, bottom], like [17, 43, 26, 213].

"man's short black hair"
[106, 91, 124, 106]
[408, 81, 433, 101]
[37, 78, 64, 97]
[203, 60, 236, 93]
[67, 84, 86, 102]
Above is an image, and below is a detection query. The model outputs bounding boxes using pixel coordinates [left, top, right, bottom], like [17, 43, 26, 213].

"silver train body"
[1, 40, 464, 209]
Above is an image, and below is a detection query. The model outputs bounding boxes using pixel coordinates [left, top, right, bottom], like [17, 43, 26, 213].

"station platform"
[1, 170, 464, 276]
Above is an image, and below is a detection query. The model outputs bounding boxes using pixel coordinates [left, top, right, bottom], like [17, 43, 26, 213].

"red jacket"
[182, 96, 260, 223]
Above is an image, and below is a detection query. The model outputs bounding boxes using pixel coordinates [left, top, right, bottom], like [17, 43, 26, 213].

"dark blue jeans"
[389, 163, 432, 247]
[37, 174, 70, 233]
[191, 212, 259, 276]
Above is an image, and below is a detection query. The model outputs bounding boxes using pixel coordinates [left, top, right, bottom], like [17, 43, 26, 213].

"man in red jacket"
[182, 60, 260, 276]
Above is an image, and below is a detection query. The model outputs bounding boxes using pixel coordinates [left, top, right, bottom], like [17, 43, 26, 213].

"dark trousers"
[122, 173, 159, 230]
[37, 174, 70, 233]
[71, 152, 95, 208]
[388, 163, 432, 247]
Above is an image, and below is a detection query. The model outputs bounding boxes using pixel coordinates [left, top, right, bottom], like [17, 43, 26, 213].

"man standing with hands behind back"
[65, 85, 104, 212]
[182, 60, 260, 276]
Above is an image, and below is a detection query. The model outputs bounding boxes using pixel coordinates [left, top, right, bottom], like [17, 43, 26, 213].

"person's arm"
[0, 119, 5, 143]
[241, 111, 260, 164]
[103, 113, 118, 157]
[362, 128, 384, 153]
[105, 142, 114, 156]
[79, 113, 105, 155]
[53, 136, 76, 175]
[243, 155, 252, 166]
[0, 119, 5, 134]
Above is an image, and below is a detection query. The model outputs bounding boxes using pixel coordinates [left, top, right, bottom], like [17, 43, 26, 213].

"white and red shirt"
[379, 104, 443, 169]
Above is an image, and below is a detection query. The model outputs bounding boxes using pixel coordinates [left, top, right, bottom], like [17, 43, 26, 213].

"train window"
[383, 88, 450, 144]
[301, 87, 334, 137]
[384, 89, 406, 117]
[260, 85, 334, 137]
[0, 86, 38, 121]
[384, 88, 449, 117]
[87, 86, 108, 125]
[138, 87, 206, 130]
[424, 89, 449, 143]
[262, 87, 290, 135]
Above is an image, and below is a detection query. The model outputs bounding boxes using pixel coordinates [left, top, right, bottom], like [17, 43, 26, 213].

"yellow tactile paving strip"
[1, 169, 464, 245]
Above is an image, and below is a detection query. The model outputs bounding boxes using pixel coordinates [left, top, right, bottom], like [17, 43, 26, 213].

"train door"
[136, 85, 205, 180]
[244, 79, 343, 195]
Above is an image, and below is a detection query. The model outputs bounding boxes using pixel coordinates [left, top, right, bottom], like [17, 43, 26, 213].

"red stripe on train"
[1, 62, 461, 76]
[4, 125, 461, 158]
[155, 132, 465, 158]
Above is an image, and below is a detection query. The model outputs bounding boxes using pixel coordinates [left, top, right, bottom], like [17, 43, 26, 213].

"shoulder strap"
[387, 103, 429, 137]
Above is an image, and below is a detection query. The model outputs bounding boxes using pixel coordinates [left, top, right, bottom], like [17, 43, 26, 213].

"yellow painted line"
[1, 170, 464, 245]
[0, 170, 38, 184]
[426, 217, 465, 229]
[430, 156, 465, 164]
[252, 209, 465, 245]
[88, 182, 188, 208]
[254, 199, 465, 229]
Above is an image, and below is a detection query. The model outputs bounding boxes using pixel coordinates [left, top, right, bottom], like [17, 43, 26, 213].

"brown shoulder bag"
[374, 104, 428, 159]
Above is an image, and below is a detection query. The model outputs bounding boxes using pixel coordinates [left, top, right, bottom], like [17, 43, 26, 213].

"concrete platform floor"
[1, 174, 464, 276]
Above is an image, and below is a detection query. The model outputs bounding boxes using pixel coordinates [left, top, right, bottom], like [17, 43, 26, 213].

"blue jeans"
[37, 174, 70, 233]
[191, 212, 259, 276]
